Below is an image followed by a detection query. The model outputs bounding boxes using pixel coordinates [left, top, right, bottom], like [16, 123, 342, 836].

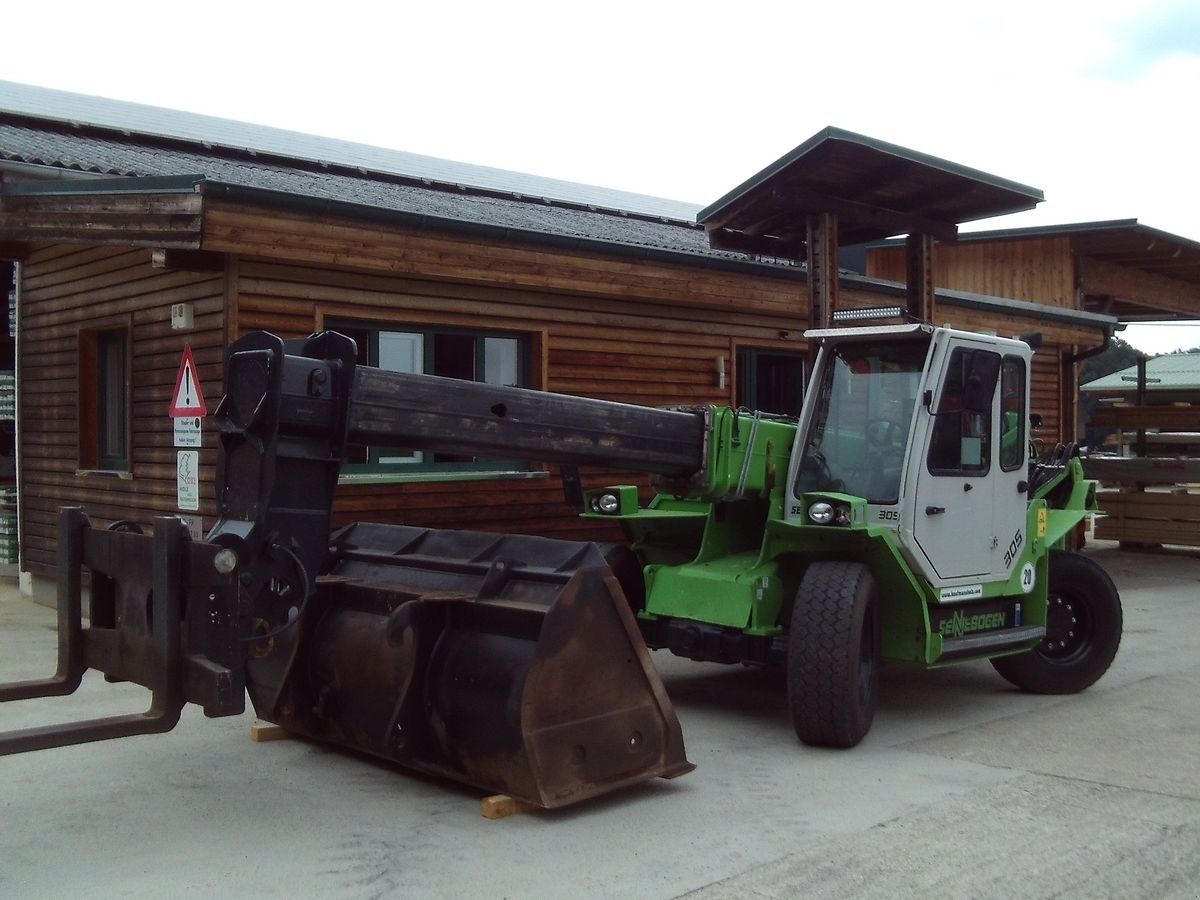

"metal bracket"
[0, 509, 242, 755]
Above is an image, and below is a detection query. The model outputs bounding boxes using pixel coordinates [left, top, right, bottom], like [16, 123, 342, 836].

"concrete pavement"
[0, 541, 1197, 899]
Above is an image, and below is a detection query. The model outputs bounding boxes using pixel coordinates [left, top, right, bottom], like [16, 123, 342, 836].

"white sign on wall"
[177, 450, 200, 511]
[173, 415, 202, 448]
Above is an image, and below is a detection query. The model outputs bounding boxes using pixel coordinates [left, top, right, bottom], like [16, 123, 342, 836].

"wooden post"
[905, 232, 936, 324]
[805, 212, 838, 330]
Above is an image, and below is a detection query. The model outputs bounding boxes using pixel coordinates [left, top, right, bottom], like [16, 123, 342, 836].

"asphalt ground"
[1, 540, 1197, 899]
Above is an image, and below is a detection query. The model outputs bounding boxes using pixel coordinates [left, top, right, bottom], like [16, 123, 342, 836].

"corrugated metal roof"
[0, 79, 702, 222]
[1082, 352, 1200, 391]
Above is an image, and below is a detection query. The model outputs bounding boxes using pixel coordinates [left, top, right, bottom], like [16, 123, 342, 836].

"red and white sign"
[170, 345, 207, 417]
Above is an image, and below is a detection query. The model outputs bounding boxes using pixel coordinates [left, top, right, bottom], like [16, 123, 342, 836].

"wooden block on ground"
[481, 794, 538, 820]
[249, 723, 292, 743]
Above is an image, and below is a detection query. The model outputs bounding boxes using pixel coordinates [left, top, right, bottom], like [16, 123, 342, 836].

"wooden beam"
[773, 185, 959, 243]
[1088, 405, 1200, 430]
[150, 248, 226, 272]
[0, 240, 32, 260]
[0, 192, 204, 250]
[705, 227, 806, 260]
[806, 212, 838, 329]
[1077, 256, 1200, 318]
[1086, 457, 1200, 485]
[481, 794, 538, 819]
[905, 233, 936, 324]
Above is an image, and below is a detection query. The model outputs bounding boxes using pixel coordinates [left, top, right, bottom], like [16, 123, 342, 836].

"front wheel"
[990, 551, 1122, 693]
[787, 561, 881, 748]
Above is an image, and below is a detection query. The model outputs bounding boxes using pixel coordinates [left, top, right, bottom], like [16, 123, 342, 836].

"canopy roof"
[697, 127, 1043, 258]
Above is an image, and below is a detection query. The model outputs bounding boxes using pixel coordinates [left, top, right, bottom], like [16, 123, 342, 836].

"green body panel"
[651, 408, 795, 507]
[644, 553, 784, 632]
[1037, 457, 1096, 549]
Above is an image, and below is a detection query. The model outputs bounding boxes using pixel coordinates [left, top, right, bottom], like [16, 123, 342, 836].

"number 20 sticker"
[1020, 562, 1037, 593]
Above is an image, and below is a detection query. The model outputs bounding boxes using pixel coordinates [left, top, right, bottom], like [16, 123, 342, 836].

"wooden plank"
[1097, 491, 1200, 520]
[1086, 457, 1200, 485]
[249, 723, 292, 743]
[1094, 517, 1200, 546]
[481, 794, 539, 819]
[1089, 406, 1200, 430]
[1078, 256, 1200, 318]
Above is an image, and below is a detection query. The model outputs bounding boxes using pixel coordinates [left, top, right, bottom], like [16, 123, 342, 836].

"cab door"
[912, 339, 1002, 583]
[989, 352, 1032, 583]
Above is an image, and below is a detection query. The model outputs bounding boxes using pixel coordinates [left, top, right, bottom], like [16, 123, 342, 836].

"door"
[990, 352, 1031, 583]
[912, 340, 1003, 582]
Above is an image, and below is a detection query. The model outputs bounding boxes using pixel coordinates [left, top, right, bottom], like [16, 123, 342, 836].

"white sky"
[3, 0, 1198, 353]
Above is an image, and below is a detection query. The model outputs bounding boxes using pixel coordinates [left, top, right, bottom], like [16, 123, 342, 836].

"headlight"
[808, 501, 834, 524]
[591, 492, 621, 515]
[834, 505, 852, 526]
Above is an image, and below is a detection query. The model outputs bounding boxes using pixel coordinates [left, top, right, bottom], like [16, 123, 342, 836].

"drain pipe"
[1064, 323, 1124, 365]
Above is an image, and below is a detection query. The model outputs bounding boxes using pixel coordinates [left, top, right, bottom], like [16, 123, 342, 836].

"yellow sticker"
[1037, 507, 1048, 539]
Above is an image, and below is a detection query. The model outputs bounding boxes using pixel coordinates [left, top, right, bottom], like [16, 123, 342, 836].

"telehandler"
[581, 322, 1121, 747]
[0, 322, 1120, 806]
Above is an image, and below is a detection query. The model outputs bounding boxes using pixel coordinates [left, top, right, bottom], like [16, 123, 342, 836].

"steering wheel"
[799, 447, 843, 492]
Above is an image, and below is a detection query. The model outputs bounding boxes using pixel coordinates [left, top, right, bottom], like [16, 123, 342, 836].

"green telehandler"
[582, 322, 1121, 747]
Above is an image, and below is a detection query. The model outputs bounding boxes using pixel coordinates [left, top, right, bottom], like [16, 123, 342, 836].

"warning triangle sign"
[170, 345, 207, 416]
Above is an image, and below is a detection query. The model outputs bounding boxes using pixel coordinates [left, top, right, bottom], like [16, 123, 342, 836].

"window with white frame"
[334, 322, 529, 474]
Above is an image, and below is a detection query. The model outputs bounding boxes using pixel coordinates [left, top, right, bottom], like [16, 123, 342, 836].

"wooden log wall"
[866, 237, 1076, 308]
[18, 243, 225, 575]
[15, 198, 1113, 576]
[229, 253, 806, 542]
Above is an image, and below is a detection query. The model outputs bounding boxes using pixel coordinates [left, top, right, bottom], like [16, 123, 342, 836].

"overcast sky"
[3, 0, 1198, 353]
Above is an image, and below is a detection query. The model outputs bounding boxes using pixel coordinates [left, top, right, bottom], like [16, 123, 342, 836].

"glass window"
[927, 347, 1000, 476]
[794, 338, 929, 504]
[999, 355, 1026, 472]
[334, 323, 529, 474]
[80, 327, 130, 471]
[737, 349, 805, 417]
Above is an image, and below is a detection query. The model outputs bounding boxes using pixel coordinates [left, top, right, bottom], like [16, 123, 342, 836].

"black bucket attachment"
[245, 523, 694, 809]
[0, 509, 243, 755]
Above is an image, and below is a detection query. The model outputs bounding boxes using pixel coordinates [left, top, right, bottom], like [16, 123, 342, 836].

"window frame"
[736, 346, 806, 417]
[329, 319, 536, 478]
[999, 354, 1027, 473]
[78, 320, 132, 474]
[926, 346, 1000, 478]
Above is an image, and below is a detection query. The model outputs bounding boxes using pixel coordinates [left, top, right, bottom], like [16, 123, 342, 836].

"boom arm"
[207, 330, 708, 603]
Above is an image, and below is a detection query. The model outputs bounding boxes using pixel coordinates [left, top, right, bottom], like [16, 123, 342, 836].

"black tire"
[990, 550, 1122, 694]
[787, 561, 881, 748]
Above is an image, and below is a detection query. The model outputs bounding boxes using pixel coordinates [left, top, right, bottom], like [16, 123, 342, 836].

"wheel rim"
[1040, 591, 1090, 662]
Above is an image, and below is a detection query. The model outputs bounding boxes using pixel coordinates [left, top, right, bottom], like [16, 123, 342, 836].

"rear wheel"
[990, 550, 1122, 693]
[787, 561, 881, 748]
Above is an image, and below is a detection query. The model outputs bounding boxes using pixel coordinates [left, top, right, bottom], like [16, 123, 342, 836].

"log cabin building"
[5, 79, 1192, 585]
